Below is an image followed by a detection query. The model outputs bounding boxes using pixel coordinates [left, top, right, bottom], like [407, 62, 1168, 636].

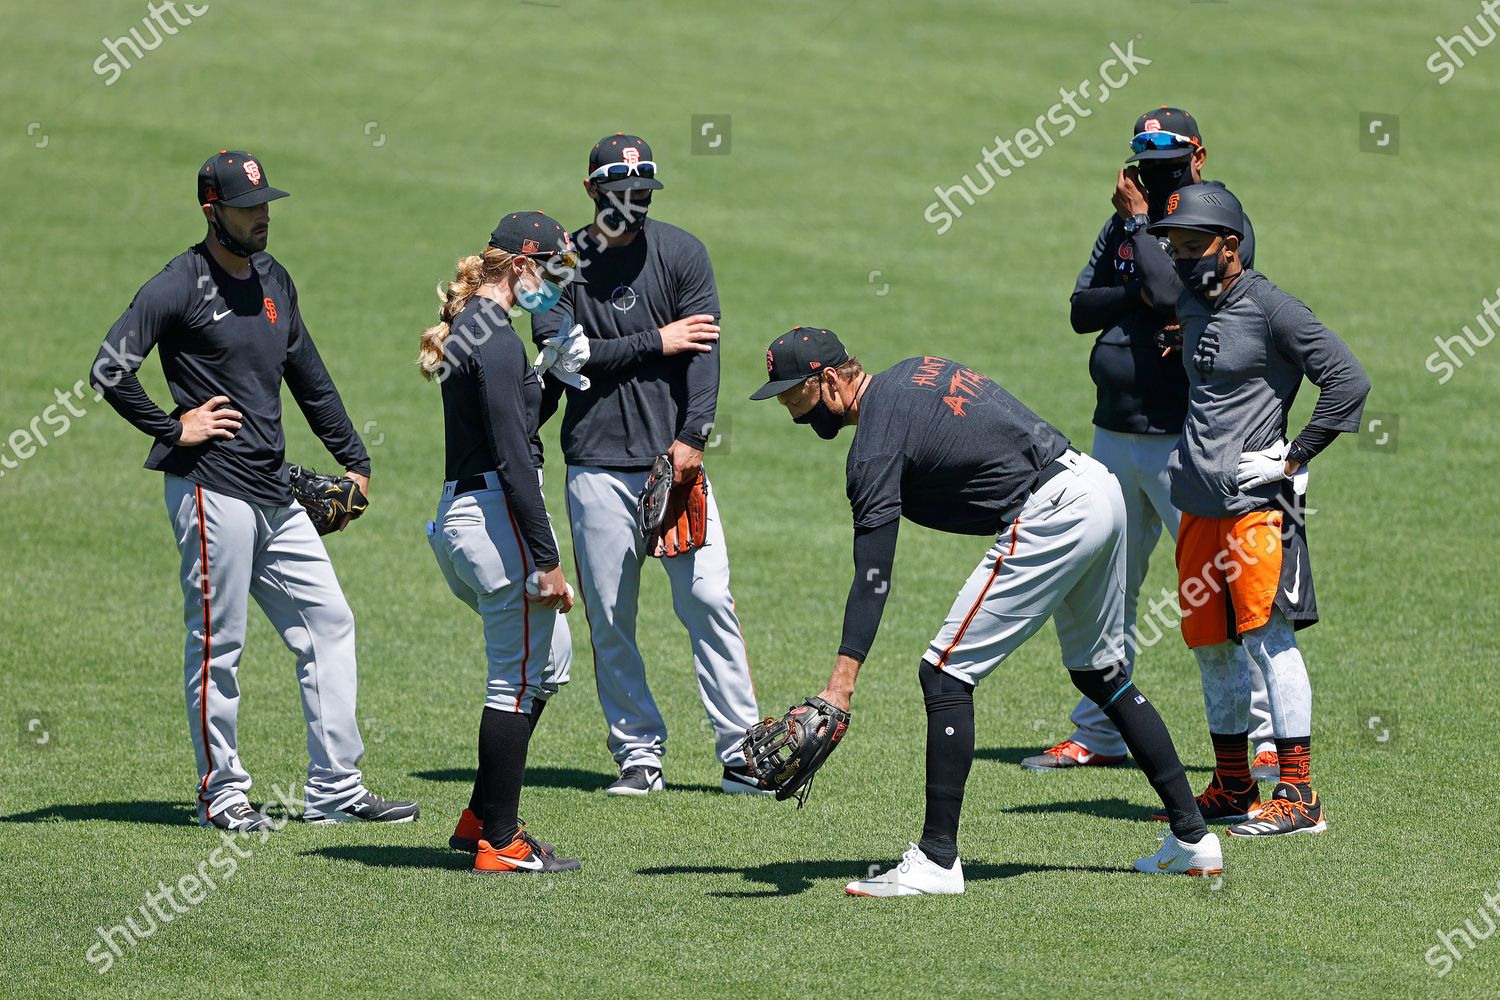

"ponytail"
[418, 247, 515, 380]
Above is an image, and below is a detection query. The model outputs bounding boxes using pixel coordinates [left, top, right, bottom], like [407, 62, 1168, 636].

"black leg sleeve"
[1070, 664, 1207, 844]
[918, 661, 976, 869]
[478, 707, 532, 846]
[470, 699, 547, 818]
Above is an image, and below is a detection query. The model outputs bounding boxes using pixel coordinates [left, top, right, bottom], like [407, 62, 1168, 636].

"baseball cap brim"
[1147, 218, 1222, 236]
[1125, 147, 1196, 163]
[219, 186, 290, 208]
[749, 376, 808, 401]
[594, 176, 664, 192]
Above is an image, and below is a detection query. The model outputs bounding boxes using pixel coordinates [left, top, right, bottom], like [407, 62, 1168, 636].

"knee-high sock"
[918, 662, 974, 870]
[478, 707, 531, 845]
[469, 697, 549, 817]
[1194, 641, 1251, 734]
[1241, 611, 1312, 739]
[1072, 664, 1207, 844]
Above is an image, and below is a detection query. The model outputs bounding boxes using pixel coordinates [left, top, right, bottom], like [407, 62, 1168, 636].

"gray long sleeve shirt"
[1169, 269, 1371, 518]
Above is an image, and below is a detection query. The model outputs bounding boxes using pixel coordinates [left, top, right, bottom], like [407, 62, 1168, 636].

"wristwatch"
[1123, 213, 1151, 236]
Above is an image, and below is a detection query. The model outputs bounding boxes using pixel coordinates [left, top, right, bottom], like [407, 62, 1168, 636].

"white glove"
[534, 323, 591, 390]
[1235, 440, 1290, 492]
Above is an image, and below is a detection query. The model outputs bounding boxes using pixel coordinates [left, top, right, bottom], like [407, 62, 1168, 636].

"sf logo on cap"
[765, 349, 775, 376]
[1143, 118, 1161, 131]
[521, 239, 540, 254]
[623, 147, 639, 165]
[243, 160, 262, 185]
[1166, 192, 1180, 214]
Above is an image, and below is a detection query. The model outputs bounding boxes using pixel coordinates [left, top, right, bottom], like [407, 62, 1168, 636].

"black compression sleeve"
[1288, 424, 1341, 463]
[837, 519, 899, 661]
[1070, 285, 1137, 333]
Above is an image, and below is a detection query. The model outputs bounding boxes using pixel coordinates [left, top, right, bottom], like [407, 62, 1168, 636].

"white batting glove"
[1235, 440, 1289, 492]
[533, 324, 591, 390]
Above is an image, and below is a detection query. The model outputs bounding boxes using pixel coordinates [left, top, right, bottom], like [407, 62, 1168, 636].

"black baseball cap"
[588, 133, 663, 191]
[750, 327, 849, 400]
[1126, 107, 1203, 162]
[488, 210, 573, 258]
[197, 150, 288, 207]
[1148, 183, 1244, 238]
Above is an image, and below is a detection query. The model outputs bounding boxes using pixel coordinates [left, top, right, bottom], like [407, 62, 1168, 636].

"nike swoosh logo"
[1074, 751, 1094, 763]
[1285, 555, 1301, 604]
[212, 308, 232, 321]
[509, 854, 545, 871]
[1156, 852, 1182, 871]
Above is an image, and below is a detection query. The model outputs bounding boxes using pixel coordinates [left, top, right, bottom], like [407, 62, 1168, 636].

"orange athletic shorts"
[1175, 508, 1287, 648]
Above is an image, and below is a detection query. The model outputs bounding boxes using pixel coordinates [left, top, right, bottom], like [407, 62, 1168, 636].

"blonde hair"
[418, 247, 518, 380]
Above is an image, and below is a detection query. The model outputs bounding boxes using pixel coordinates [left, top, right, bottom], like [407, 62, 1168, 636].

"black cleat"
[720, 765, 773, 795]
[304, 790, 420, 824]
[208, 801, 274, 833]
[605, 765, 663, 797]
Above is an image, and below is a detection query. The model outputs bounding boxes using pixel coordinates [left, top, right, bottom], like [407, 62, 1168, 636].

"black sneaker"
[1227, 782, 1328, 837]
[720, 765, 773, 796]
[605, 765, 663, 797]
[304, 790, 420, 824]
[208, 801, 274, 833]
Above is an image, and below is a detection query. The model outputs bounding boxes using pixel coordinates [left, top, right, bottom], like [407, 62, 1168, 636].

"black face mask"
[793, 400, 844, 439]
[593, 192, 650, 236]
[1138, 160, 1192, 218]
[1175, 242, 1227, 298]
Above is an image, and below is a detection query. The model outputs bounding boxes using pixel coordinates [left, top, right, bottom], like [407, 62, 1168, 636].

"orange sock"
[1275, 737, 1312, 787]
[1210, 731, 1252, 789]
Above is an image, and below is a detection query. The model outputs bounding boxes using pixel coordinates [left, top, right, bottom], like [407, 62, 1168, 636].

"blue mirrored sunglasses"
[1130, 130, 1198, 154]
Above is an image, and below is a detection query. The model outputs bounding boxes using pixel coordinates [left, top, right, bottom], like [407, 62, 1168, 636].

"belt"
[441, 470, 502, 501]
[1030, 448, 1083, 494]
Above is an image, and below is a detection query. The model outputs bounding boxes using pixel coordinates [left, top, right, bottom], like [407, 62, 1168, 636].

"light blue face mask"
[516, 276, 563, 314]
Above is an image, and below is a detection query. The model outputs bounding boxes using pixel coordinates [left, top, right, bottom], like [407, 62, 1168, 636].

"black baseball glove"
[288, 464, 367, 535]
[740, 696, 851, 807]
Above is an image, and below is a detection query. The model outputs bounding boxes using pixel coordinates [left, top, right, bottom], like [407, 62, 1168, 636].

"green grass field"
[4, 1, 1500, 996]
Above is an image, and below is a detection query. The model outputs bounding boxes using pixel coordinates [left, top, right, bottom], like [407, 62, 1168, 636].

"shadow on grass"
[999, 796, 1156, 822]
[638, 859, 1125, 897]
[303, 845, 471, 871]
[410, 766, 719, 795]
[1, 800, 196, 826]
[974, 746, 1213, 775]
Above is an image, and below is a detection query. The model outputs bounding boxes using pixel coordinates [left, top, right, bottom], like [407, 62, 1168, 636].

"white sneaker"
[1133, 830, 1223, 876]
[845, 844, 964, 897]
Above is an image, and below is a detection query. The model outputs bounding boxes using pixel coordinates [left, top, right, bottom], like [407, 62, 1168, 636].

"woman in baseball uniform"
[418, 212, 581, 874]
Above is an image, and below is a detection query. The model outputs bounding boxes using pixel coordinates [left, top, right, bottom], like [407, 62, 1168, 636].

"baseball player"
[1029, 106, 1278, 777]
[90, 151, 416, 831]
[420, 211, 582, 874]
[1151, 185, 1370, 835]
[750, 328, 1220, 896]
[530, 133, 764, 796]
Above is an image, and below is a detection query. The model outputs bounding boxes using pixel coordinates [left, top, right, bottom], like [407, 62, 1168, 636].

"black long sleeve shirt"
[438, 296, 559, 569]
[90, 243, 368, 506]
[531, 219, 720, 469]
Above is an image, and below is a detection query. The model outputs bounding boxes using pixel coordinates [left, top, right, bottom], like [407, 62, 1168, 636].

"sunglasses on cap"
[1130, 130, 1199, 154]
[587, 160, 658, 182]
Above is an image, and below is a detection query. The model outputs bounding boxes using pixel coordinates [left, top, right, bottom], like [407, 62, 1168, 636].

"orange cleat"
[1250, 749, 1280, 782]
[1228, 783, 1327, 837]
[473, 827, 581, 874]
[449, 808, 483, 852]
[1021, 739, 1125, 771]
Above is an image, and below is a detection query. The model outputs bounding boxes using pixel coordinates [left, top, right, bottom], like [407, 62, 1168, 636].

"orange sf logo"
[263, 297, 278, 324]
[765, 349, 775, 375]
[1166, 192, 1180, 214]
